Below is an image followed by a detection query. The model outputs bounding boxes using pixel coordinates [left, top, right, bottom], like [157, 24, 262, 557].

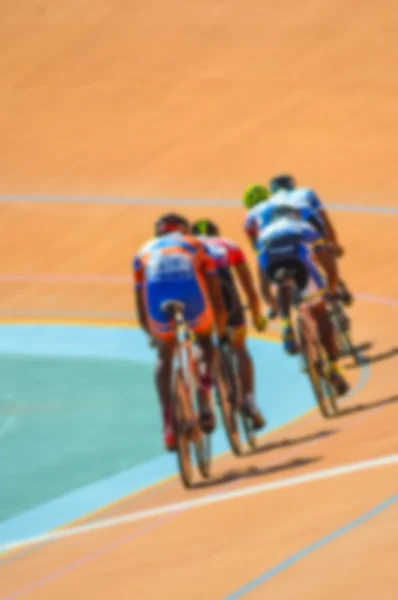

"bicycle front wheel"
[172, 368, 194, 489]
[215, 348, 243, 455]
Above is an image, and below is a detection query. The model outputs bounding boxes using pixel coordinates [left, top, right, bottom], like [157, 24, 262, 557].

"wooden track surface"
[1, 1, 397, 598]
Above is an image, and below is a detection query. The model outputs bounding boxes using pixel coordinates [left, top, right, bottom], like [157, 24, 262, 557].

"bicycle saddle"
[161, 300, 186, 315]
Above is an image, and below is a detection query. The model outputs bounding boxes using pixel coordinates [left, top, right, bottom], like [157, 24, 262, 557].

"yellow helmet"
[242, 184, 270, 209]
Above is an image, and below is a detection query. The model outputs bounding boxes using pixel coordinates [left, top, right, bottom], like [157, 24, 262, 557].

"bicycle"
[161, 300, 211, 489]
[215, 334, 259, 455]
[273, 267, 339, 418]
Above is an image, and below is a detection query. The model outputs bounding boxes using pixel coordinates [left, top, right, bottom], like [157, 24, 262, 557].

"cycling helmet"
[191, 219, 220, 237]
[242, 184, 270, 209]
[269, 174, 296, 194]
[154, 213, 190, 237]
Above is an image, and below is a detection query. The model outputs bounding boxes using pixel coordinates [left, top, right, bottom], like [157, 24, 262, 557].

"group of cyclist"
[133, 173, 353, 451]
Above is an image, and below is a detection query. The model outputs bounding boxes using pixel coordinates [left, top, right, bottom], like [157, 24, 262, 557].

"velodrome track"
[1, 1, 398, 597]
[0, 197, 397, 599]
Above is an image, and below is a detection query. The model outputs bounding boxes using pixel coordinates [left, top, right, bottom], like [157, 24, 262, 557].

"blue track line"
[225, 492, 398, 599]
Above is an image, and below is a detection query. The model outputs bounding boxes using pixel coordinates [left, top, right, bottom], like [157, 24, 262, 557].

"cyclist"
[256, 212, 349, 395]
[133, 213, 227, 451]
[269, 174, 352, 303]
[243, 182, 352, 308]
[191, 218, 267, 430]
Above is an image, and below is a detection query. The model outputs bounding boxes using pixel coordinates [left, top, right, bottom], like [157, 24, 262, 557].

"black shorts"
[218, 267, 245, 328]
[267, 258, 309, 291]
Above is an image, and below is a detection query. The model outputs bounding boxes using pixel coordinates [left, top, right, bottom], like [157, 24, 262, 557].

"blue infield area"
[0, 324, 327, 545]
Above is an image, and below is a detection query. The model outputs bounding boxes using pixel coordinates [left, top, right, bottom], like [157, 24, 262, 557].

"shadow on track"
[248, 428, 338, 456]
[334, 395, 398, 417]
[193, 456, 321, 490]
[344, 345, 398, 370]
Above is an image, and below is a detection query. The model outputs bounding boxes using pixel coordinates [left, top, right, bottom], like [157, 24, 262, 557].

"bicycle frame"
[172, 309, 198, 421]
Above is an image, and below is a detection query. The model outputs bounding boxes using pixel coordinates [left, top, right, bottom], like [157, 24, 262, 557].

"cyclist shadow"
[247, 428, 338, 456]
[344, 344, 398, 370]
[334, 394, 398, 417]
[193, 456, 321, 490]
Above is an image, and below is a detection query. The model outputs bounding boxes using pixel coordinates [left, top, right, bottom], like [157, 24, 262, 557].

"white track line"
[1, 454, 397, 554]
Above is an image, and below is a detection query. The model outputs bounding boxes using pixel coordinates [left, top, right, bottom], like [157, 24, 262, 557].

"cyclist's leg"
[224, 272, 266, 428]
[266, 259, 299, 354]
[146, 312, 178, 450]
[186, 277, 217, 432]
[155, 338, 177, 449]
[229, 327, 266, 428]
[301, 254, 350, 395]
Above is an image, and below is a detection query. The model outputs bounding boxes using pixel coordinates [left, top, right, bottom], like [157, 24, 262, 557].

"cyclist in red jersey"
[191, 219, 267, 430]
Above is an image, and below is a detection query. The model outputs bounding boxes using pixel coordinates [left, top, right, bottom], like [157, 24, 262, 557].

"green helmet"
[242, 184, 270, 209]
[191, 219, 220, 237]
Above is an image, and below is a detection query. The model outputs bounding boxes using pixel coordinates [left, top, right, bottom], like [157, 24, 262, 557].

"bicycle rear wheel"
[242, 410, 258, 450]
[297, 314, 333, 418]
[195, 431, 212, 478]
[215, 348, 242, 456]
[172, 368, 195, 489]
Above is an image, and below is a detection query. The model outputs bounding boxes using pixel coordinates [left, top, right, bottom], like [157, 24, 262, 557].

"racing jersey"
[133, 232, 216, 289]
[245, 189, 324, 243]
[196, 235, 246, 270]
[257, 217, 322, 270]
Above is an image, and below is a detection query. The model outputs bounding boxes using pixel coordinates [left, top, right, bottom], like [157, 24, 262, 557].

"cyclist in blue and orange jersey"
[256, 213, 349, 396]
[133, 213, 227, 451]
[191, 218, 267, 430]
[269, 174, 352, 303]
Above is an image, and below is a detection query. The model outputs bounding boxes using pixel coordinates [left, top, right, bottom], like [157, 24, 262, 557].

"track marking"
[0, 274, 398, 308]
[1, 454, 397, 554]
[225, 491, 398, 598]
[1, 193, 398, 214]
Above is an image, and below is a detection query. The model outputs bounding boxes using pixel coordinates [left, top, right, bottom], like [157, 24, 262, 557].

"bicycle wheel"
[172, 367, 194, 489]
[215, 348, 242, 456]
[241, 409, 258, 450]
[187, 343, 212, 479]
[296, 313, 333, 418]
[195, 431, 212, 479]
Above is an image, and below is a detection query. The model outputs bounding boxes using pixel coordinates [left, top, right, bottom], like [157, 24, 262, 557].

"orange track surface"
[1, 1, 397, 598]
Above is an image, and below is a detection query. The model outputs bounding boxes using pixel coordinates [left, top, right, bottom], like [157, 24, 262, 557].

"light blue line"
[225, 492, 398, 599]
[0, 193, 397, 214]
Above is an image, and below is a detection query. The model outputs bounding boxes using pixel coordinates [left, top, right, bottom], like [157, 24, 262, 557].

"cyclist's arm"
[244, 216, 258, 250]
[257, 252, 278, 313]
[132, 256, 149, 333]
[134, 287, 149, 333]
[313, 244, 340, 295]
[205, 272, 227, 337]
[309, 190, 340, 250]
[318, 208, 339, 248]
[199, 245, 227, 337]
[234, 262, 261, 315]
